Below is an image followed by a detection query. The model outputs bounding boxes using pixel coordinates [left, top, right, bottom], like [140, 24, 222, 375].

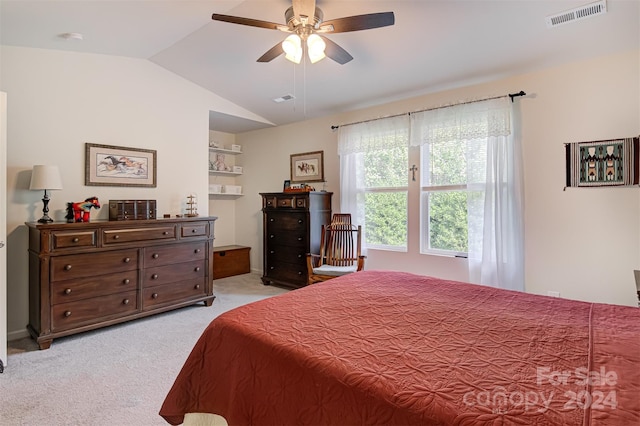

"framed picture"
[290, 150, 324, 183]
[85, 143, 157, 187]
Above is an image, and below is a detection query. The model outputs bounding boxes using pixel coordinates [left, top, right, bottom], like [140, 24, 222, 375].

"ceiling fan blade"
[212, 13, 284, 31]
[292, 0, 316, 22]
[321, 12, 395, 33]
[321, 36, 353, 65]
[257, 43, 284, 62]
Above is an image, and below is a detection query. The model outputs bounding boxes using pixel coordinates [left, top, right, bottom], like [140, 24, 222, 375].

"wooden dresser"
[26, 217, 217, 349]
[260, 192, 332, 289]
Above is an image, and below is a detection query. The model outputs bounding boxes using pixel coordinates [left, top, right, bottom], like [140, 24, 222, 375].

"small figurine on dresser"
[66, 196, 100, 223]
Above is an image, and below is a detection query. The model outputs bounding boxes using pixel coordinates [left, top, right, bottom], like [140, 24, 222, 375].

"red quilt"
[160, 270, 640, 425]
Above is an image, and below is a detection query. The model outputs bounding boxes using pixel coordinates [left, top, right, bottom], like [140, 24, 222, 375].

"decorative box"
[209, 184, 222, 194]
[231, 144, 242, 152]
[223, 185, 242, 194]
[109, 199, 156, 221]
[232, 166, 243, 174]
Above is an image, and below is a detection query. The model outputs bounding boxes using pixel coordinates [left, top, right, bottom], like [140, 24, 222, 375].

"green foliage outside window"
[363, 145, 408, 248]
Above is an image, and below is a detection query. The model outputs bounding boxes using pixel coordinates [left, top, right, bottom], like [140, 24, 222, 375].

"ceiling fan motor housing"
[285, 6, 323, 30]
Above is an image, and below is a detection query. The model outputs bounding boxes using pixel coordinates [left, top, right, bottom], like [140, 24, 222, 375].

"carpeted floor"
[0, 273, 288, 426]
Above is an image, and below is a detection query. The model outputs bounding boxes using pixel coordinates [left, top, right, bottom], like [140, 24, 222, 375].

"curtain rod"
[330, 91, 526, 131]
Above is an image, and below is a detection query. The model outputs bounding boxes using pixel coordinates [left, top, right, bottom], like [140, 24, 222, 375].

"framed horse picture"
[85, 143, 157, 187]
[290, 150, 324, 183]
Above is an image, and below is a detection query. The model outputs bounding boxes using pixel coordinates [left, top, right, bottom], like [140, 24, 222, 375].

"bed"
[160, 270, 640, 425]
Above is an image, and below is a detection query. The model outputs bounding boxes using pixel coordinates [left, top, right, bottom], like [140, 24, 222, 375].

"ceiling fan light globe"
[307, 34, 326, 63]
[282, 34, 302, 64]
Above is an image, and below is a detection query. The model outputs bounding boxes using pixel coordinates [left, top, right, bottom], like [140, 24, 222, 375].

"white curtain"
[410, 97, 524, 291]
[337, 115, 410, 253]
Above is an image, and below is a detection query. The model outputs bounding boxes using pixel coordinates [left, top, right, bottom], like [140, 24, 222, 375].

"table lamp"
[29, 165, 63, 223]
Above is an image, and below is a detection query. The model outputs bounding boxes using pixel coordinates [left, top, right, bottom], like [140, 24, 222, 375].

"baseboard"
[8, 328, 29, 341]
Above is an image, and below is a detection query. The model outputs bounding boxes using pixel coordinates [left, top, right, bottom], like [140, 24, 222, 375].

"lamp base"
[37, 215, 54, 223]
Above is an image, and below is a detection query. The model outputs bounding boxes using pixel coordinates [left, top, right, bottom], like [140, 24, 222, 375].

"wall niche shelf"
[209, 193, 243, 198]
[209, 147, 242, 155]
[209, 170, 242, 176]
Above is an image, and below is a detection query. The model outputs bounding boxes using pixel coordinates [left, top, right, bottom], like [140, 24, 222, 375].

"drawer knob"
[123, 299, 130, 305]
[270, 266, 274, 270]
[194, 284, 200, 290]
[298, 271, 303, 275]
[64, 288, 72, 295]
[152, 253, 159, 259]
[194, 267, 200, 272]
[298, 254, 302, 258]
[163, 231, 169, 235]
[123, 279, 130, 285]
[191, 229, 196, 233]
[298, 220, 303, 224]
[152, 293, 158, 299]
[151, 274, 158, 280]
[72, 237, 79, 243]
[64, 311, 72, 317]
[123, 257, 131, 263]
[270, 218, 274, 222]
[194, 249, 200, 253]
[270, 250, 274, 254]
[64, 264, 72, 271]
[269, 234, 274, 239]
[113, 235, 120, 240]
[297, 237, 303, 241]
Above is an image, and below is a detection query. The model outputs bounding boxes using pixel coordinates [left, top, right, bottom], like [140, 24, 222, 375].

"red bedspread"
[160, 271, 640, 425]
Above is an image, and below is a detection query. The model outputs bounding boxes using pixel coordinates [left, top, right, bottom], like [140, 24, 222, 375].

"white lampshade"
[282, 34, 302, 64]
[29, 165, 63, 190]
[307, 34, 326, 64]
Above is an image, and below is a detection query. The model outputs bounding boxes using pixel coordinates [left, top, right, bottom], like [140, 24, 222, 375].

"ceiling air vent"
[545, 0, 607, 28]
[273, 94, 296, 103]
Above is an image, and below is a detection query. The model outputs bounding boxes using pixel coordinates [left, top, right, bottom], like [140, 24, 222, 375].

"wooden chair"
[306, 218, 365, 285]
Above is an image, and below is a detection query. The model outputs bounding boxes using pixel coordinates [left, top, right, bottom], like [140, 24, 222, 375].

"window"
[363, 144, 408, 250]
[339, 97, 523, 290]
[420, 138, 487, 256]
[337, 115, 409, 252]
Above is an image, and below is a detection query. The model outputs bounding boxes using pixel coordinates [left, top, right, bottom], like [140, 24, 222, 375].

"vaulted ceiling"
[1, 1, 638, 133]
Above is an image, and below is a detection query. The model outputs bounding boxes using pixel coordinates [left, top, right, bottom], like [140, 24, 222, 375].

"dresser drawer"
[51, 290, 138, 332]
[181, 222, 209, 238]
[266, 244, 306, 266]
[143, 279, 207, 310]
[264, 262, 306, 285]
[102, 226, 176, 244]
[51, 271, 138, 305]
[263, 195, 308, 209]
[266, 231, 307, 247]
[266, 213, 307, 231]
[50, 249, 138, 282]
[143, 242, 206, 268]
[145, 260, 205, 287]
[52, 230, 97, 250]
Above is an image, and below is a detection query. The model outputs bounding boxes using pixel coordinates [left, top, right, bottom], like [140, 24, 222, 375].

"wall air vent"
[545, 0, 607, 28]
[273, 94, 296, 103]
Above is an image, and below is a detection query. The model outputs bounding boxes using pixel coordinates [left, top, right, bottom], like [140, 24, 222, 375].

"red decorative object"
[66, 196, 100, 222]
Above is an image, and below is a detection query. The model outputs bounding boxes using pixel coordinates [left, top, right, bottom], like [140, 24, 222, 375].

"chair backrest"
[331, 213, 352, 226]
[318, 222, 362, 267]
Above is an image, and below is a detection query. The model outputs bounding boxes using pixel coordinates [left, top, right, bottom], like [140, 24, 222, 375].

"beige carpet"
[0, 273, 288, 426]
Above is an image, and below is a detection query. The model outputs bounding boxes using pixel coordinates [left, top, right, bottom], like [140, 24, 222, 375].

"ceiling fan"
[211, 0, 394, 65]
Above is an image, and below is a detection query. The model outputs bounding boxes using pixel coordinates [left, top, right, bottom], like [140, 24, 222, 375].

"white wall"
[0, 46, 261, 339]
[235, 49, 640, 307]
